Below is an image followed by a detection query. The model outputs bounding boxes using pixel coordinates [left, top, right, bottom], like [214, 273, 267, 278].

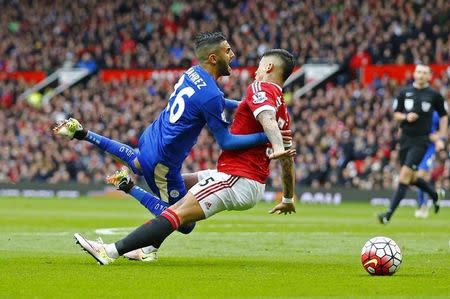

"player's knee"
[174, 207, 205, 227]
[399, 167, 414, 184]
[399, 176, 412, 185]
[177, 222, 196, 234]
[172, 193, 206, 224]
[416, 170, 428, 180]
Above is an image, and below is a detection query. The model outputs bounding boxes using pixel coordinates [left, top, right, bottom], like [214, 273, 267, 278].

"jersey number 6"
[168, 75, 195, 123]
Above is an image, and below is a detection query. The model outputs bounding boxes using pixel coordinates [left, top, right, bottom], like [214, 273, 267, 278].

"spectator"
[1, 0, 450, 190]
[0, 0, 449, 71]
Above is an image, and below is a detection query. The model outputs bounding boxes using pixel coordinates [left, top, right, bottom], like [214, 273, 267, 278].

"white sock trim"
[105, 243, 120, 258]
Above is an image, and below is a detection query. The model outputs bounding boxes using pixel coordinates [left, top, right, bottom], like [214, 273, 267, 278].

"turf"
[0, 197, 448, 298]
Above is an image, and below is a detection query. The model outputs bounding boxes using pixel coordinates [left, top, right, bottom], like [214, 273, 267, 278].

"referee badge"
[421, 102, 431, 112]
[404, 99, 414, 111]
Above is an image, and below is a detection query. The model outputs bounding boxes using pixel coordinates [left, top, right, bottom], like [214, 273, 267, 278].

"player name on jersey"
[185, 67, 207, 90]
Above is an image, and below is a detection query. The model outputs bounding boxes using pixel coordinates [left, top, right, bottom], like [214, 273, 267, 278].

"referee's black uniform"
[393, 85, 447, 170]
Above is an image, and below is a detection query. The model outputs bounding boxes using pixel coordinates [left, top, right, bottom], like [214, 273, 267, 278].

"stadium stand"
[2, 70, 449, 189]
[1, 0, 450, 190]
[1, 0, 449, 71]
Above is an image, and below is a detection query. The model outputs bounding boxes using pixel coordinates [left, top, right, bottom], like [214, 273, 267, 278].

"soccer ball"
[361, 236, 402, 275]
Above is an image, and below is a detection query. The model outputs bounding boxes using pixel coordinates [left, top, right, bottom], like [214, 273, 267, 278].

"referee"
[378, 64, 448, 224]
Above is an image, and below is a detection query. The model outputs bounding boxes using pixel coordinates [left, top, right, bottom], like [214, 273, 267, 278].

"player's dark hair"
[194, 32, 227, 60]
[262, 49, 295, 81]
[195, 32, 226, 50]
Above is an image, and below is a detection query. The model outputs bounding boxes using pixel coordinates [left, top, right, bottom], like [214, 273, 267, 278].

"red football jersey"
[217, 81, 291, 183]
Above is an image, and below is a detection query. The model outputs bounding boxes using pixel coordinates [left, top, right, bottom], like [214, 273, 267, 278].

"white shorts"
[191, 169, 265, 218]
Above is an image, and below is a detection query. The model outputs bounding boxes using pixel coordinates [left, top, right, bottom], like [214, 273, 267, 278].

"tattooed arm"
[256, 110, 296, 214]
[256, 110, 285, 153]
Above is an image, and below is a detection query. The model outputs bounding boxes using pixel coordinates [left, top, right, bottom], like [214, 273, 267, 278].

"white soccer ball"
[361, 236, 402, 275]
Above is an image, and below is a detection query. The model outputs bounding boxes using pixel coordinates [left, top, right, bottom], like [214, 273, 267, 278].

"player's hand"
[280, 130, 292, 142]
[280, 130, 293, 148]
[269, 202, 296, 215]
[435, 139, 445, 151]
[269, 148, 296, 160]
[429, 133, 439, 143]
[406, 112, 419, 123]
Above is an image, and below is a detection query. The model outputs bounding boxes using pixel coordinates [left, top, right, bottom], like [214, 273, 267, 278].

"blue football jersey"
[430, 111, 439, 134]
[139, 65, 229, 168]
[418, 111, 440, 171]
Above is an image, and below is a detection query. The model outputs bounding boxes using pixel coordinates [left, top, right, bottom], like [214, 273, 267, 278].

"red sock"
[161, 209, 180, 230]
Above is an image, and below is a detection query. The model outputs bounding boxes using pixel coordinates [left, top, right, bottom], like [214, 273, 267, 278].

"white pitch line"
[5, 232, 70, 236]
[95, 227, 135, 235]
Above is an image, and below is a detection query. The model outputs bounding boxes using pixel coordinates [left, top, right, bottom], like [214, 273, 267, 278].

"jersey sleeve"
[432, 92, 448, 117]
[201, 95, 229, 131]
[246, 83, 277, 118]
[224, 98, 240, 110]
[431, 111, 440, 133]
[393, 89, 405, 112]
[202, 95, 268, 150]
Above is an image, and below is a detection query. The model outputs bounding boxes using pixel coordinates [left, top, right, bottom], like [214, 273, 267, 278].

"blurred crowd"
[1, 0, 449, 72]
[2, 0, 450, 190]
[1, 68, 450, 190]
[286, 73, 450, 191]
[0, 70, 254, 185]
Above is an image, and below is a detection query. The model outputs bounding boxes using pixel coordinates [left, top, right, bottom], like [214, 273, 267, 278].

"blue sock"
[129, 186, 169, 216]
[417, 189, 426, 208]
[129, 186, 196, 234]
[85, 131, 142, 174]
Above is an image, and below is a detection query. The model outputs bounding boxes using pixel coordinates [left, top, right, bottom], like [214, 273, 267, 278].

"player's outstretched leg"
[111, 208, 182, 261]
[53, 118, 142, 175]
[112, 189, 209, 260]
[106, 168, 196, 235]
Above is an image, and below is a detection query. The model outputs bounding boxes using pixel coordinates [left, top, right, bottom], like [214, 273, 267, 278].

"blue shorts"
[135, 137, 186, 205]
[418, 143, 436, 172]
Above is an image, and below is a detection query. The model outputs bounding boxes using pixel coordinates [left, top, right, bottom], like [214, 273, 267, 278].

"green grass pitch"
[0, 196, 448, 298]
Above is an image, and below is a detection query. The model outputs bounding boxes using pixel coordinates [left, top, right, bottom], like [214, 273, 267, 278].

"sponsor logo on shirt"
[252, 91, 267, 104]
